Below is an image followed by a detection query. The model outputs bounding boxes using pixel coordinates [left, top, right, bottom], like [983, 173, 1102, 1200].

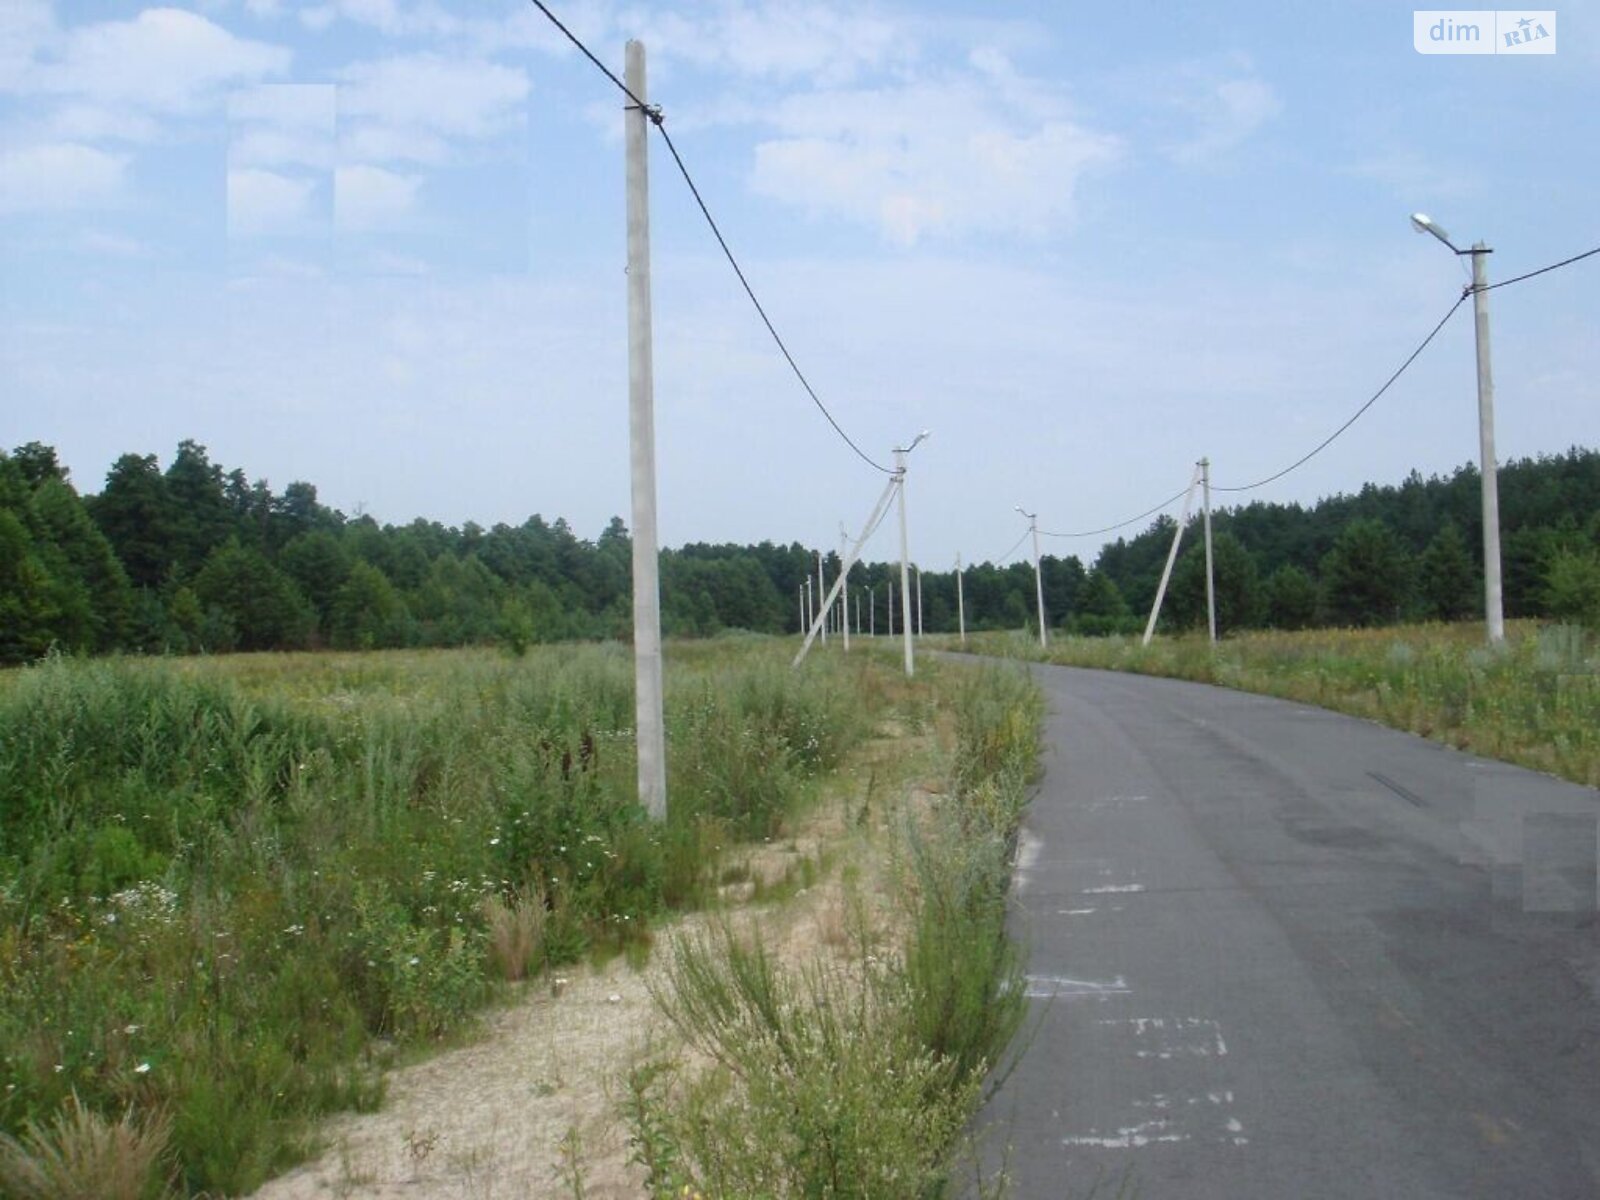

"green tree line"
[2, 441, 1597, 664]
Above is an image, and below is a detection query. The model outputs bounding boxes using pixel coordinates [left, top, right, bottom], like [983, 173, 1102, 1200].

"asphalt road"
[978, 664, 1600, 1200]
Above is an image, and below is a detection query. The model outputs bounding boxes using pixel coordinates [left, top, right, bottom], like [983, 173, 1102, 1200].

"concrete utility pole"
[1201, 457, 1217, 645]
[624, 41, 666, 820]
[1144, 463, 1202, 646]
[894, 432, 928, 676]
[1411, 213, 1505, 645]
[816, 550, 827, 645]
[839, 525, 851, 652]
[794, 476, 899, 668]
[956, 553, 966, 646]
[868, 585, 875, 636]
[1470, 244, 1506, 644]
[1017, 507, 1047, 648]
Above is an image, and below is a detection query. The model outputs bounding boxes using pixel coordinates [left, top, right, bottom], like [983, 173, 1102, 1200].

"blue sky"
[3, 0, 1597, 568]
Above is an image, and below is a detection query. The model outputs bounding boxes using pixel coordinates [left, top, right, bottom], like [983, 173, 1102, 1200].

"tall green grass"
[963, 621, 1600, 788]
[0, 640, 878, 1195]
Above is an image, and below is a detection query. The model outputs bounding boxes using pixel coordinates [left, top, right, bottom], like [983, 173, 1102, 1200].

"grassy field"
[0, 638, 1043, 1197]
[960, 620, 1600, 789]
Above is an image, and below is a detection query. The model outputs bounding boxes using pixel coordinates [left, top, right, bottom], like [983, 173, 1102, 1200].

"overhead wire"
[529, 0, 1597, 514]
[1212, 293, 1468, 494]
[1037, 482, 1195, 540]
[990, 527, 1032, 566]
[525, 0, 894, 476]
[1211, 244, 1595, 494]
[1483, 245, 1600, 292]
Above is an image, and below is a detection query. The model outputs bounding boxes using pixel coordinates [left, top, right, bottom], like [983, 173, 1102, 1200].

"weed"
[482, 885, 547, 983]
[0, 1095, 172, 1200]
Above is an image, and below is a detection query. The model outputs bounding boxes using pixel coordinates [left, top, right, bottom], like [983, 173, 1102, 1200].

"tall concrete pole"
[868, 585, 875, 636]
[895, 453, 914, 676]
[1470, 245, 1506, 645]
[1144, 464, 1201, 647]
[956, 553, 966, 646]
[816, 550, 827, 645]
[1032, 519, 1047, 648]
[624, 41, 666, 820]
[891, 432, 928, 675]
[797, 585, 804, 636]
[839, 525, 851, 652]
[1018, 508, 1047, 648]
[915, 564, 924, 638]
[1201, 457, 1217, 645]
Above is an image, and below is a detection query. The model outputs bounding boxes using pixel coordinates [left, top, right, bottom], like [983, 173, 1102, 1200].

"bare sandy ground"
[250, 787, 904, 1200]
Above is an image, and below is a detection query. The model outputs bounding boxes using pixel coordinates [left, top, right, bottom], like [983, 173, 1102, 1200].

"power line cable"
[525, 0, 894, 476]
[990, 528, 1032, 566]
[527, 0, 639, 102]
[1212, 293, 1468, 494]
[1038, 483, 1195, 540]
[652, 126, 895, 475]
[1483, 245, 1600, 292]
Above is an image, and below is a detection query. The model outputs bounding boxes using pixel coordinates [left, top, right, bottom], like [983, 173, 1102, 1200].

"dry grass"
[482, 886, 547, 983]
[0, 1096, 172, 1200]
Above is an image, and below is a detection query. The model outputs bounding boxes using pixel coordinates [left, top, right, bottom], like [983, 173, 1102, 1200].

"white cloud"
[32, 8, 289, 113]
[0, 0, 54, 91]
[230, 81, 335, 126]
[750, 75, 1120, 246]
[46, 103, 163, 143]
[335, 53, 528, 162]
[1169, 74, 1281, 165]
[228, 166, 318, 235]
[335, 163, 420, 230]
[230, 84, 336, 170]
[300, 6, 337, 32]
[338, 123, 453, 166]
[631, 2, 908, 85]
[0, 142, 128, 214]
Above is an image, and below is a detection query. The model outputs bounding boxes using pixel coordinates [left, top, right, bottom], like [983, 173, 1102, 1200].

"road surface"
[979, 664, 1600, 1200]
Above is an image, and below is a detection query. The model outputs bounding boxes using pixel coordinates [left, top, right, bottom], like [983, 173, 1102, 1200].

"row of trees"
[1085, 450, 1600, 635]
[2, 441, 1597, 664]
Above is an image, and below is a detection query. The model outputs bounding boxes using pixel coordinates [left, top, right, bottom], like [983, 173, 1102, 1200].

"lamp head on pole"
[1015, 505, 1036, 521]
[1410, 212, 1462, 253]
[896, 430, 931, 455]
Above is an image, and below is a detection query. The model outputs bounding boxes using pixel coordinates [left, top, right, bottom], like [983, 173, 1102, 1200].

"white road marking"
[1063, 1121, 1189, 1149]
[1025, 974, 1131, 999]
[1083, 884, 1145, 894]
[1096, 1016, 1229, 1058]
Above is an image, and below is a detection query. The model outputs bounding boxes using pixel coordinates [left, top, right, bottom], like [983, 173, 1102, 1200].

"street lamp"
[1411, 212, 1504, 644]
[893, 431, 930, 676]
[1015, 506, 1048, 648]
